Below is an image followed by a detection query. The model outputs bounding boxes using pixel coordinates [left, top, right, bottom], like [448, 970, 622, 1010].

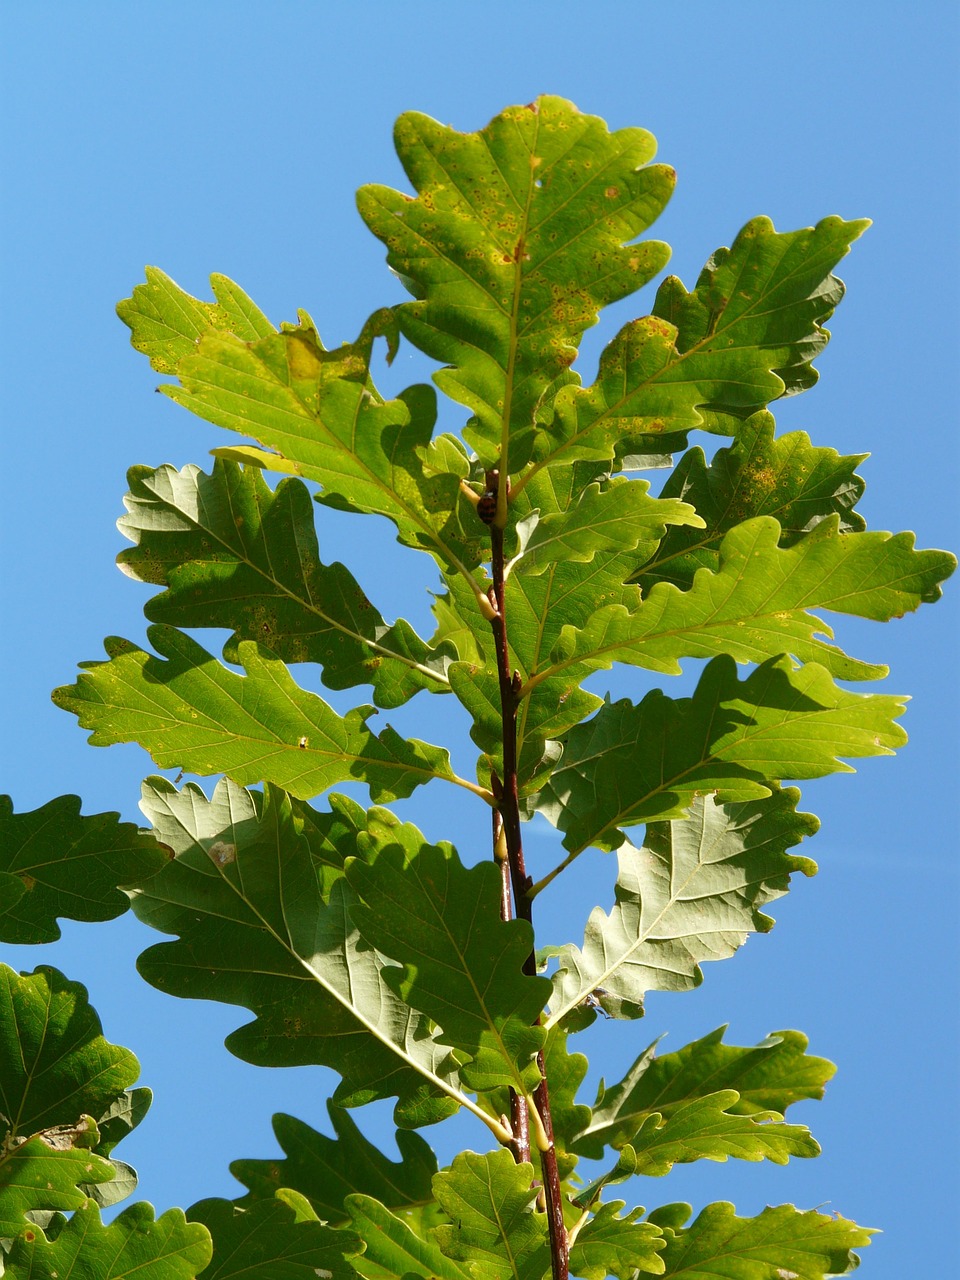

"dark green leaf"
[358, 96, 674, 470]
[230, 1101, 437, 1223]
[188, 1196, 360, 1280]
[118, 461, 454, 708]
[348, 819, 550, 1091]
[538, 655, 907, 853]
[0, 795, 166, 944]
[632, 412, 869, 591]
[576, 1026, 833, 1159]
[53, 626, 470, 805]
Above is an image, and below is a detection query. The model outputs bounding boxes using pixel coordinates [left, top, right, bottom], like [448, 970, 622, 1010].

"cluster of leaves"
[1, 97, 954, 1279]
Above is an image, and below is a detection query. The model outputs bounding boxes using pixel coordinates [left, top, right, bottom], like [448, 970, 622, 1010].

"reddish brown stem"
[488, 519, 570, 1280]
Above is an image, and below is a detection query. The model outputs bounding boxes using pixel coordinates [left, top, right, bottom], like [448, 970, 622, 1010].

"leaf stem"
[489, 519, 569, 1280]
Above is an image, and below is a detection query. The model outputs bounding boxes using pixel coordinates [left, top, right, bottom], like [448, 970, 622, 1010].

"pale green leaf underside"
[53, 626, 463, 805]
[131, 778, 468, 1128]
[118, 460, 453, 708]
[544, 790, 817, 1025]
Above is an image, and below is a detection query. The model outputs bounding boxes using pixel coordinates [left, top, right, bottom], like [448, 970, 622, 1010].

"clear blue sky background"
[1, 4, 957, 1276]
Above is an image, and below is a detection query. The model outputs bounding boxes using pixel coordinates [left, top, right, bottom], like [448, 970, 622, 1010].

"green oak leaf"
[570, 1199, 665, 1279]
[575, 1026, 833, 1159]
[431, 1151, 550, 1280]
[358, 95, 675, 471]
[131, 778, 466, 1128]
[621, 1089, 817, 1176]
[480, 1026, 590, 1184]
[346, 1194, 467, 1280]
[632, 412, 869, 591]
[117, 460, 454, 708]
[520, 216, 867, 484]
[537, 654, 907, 853]
[117, 267, 274, 374]
[529, 515, 956, 691]
[0, 1130, 115, 1238]
[543, 791, 817, 1026]
[652, 1201, 873, 1278]
[230, 1101, 437, 1223]
[512, 478, 703, 577]
[187, 1196, 360, 1280]
[347, 816, 551, 1092]
[158, 313, 487, 582]
[0, 965, 140, 1143]
[53, 625, 467, 806]
[4, 1201, 212, 1280]
[0, 795, 166, 944]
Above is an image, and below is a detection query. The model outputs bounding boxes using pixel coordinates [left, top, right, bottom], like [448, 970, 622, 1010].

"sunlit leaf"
[632, 412, 869, 591]
[431, 1151, 550, 1280]
[570, 1199, 665, 1278]
[5, 1201, 212, 1280]
[0, 965, 140, 1143]
[538, 655, 907, 853]
[652, 1201, 873, 1279]
[358, 96, 675, 470]
[346, 1194, 467, 1280]
[576, 1026, 833, 1159]
[117, 267, 273, 375]
[53, 626, 464, 805]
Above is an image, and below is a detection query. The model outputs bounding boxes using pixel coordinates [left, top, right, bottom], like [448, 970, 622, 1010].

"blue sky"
[1, 3, 957, 1276]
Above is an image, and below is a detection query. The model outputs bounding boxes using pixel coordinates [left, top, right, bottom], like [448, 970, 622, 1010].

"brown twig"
[487, 505, 570, 1280]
